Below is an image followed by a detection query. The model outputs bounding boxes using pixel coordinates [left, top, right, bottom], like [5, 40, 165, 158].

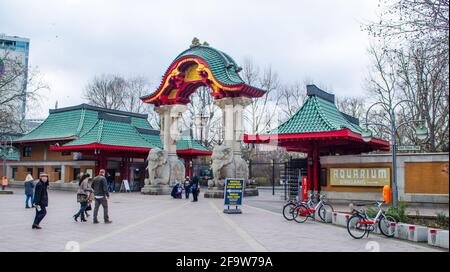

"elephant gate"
[140, 45, 266, 197]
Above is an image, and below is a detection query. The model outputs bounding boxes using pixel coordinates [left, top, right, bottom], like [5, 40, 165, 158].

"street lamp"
[0, 136, 15, 186]
[362, 100, 428, 207]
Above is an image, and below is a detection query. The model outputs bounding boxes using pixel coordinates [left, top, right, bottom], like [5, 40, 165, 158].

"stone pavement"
[0, 188, 444, 252]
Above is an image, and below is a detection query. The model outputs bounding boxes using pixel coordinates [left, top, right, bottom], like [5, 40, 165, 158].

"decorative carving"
[211, 144, 249, 189]
[145, 148, 185, 186]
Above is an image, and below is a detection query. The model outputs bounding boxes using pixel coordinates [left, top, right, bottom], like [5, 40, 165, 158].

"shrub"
[386, 201, 408, 222]
[436, 212, 449, 228]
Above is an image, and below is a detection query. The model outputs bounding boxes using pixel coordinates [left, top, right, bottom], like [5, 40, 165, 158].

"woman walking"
[32, 173, 49, 229]
[73, 173, 94, 222]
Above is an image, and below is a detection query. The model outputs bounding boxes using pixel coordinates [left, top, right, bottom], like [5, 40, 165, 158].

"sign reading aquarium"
[330, 168, 390, 187]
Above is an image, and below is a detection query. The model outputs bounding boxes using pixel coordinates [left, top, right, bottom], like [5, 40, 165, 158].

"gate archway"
[141, 45, 266, 190]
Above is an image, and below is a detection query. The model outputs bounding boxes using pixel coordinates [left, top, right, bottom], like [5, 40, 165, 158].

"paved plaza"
[0, 188, 444, 252]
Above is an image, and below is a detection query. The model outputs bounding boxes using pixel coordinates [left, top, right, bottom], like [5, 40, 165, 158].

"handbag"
[77, 193, 88, 203]
[85, 203, 92, 211]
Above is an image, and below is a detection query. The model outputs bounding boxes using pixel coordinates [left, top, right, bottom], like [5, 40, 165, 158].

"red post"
[313, 144, 319, 193]
[307, 148, 313, 195]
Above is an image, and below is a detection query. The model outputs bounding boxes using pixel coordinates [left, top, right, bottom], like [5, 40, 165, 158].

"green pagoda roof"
[273, 85, 363, 135]
[14, 104, 152, 143]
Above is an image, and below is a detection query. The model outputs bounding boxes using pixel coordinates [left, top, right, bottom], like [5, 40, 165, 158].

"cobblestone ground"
[0, 188, 444, 252]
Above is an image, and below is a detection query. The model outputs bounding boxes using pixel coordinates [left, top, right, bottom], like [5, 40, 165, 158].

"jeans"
[94, 197, 109, 222]
[185, 190, 190, 199]
[107, 182, 114, 192]
[25, 194, 34, 208]
[74, 201, 88, 220]
[33, 206, 47, 226]
[192, 190, 198, 202]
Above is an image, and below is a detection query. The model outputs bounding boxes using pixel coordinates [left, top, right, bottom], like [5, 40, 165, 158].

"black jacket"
[33, 180, 49, 207]
[92, 175, 109, 197]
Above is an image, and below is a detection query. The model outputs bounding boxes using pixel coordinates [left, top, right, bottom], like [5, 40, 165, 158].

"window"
[23, 146, 32, 157]
[37, 168, 44, 178]
[61, 151, 71, 156]
[54, 167, 61, 180]
[26, 167, 33, 174]
[320, 168, 327, 187]
[73, 168, 81, 181]
[12, 168, 17, 179]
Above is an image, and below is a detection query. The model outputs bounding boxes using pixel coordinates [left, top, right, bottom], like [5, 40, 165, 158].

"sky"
[1, 0, 381, 119]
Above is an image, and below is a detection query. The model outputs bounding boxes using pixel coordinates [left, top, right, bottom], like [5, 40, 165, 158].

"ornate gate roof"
[141, 45, 266, 106]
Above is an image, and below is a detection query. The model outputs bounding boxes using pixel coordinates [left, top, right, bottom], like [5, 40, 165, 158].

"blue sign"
[224, 178, 244, 207]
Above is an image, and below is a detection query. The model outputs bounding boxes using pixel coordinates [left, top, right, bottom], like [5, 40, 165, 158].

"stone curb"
[329, 212, 448, 250]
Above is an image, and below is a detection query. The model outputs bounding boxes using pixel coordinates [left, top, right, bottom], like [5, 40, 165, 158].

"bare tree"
[395, 42, 449, 151]
[180, 86, 222, 148]
[84, 74, 127, 110]
[365, 0, 449, 49]
[336, 96, 366, 121]
[0, 51, 47, 135]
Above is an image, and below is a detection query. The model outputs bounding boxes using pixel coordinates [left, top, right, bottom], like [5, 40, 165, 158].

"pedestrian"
[106, 172, 114, 192]
[191, 176, 200, 202]
[171, 181, 180, 199]
[85, 177, 94, 218]
[73, 173, 94, 222]
[24, 174, 35, 209]
[32, 173, 49, 229]
[92, 169, 112, 224]
[183, 176, 191, 200]
[1, 176, 8, 190]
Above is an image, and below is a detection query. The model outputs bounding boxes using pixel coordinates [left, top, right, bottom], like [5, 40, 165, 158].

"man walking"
[92, 169, 112, 224]
[32, 173, 49, 229]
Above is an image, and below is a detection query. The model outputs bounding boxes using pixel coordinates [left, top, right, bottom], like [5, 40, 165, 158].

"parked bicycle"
[282, 193, 334, 223]
[292, 193, 334, 223]
[346, 201, 397, 239]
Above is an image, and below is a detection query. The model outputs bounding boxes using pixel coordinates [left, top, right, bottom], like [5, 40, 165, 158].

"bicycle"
[282, 200, 299, 221]
[292, 193, 334, 223]
[346, 201, 397, 239]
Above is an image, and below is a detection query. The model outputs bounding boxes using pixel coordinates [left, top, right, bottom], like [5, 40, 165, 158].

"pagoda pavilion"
[10, 104, 210, 185]
[244, 85, 390, 194]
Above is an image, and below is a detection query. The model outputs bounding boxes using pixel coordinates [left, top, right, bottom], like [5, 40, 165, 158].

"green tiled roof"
[15, 104, 153, 142]
[273, 95, 363, 135]
[173, 45, 245, 86]
[64, 119, 157, 149]
[176, 136, 210, 152]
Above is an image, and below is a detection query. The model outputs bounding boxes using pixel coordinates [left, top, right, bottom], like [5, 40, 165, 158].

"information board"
[223, 178, 244, 214]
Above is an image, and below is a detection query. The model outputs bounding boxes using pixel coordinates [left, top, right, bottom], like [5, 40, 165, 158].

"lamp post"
[0, 136, 15, 186]
[362, 100, 428, 207]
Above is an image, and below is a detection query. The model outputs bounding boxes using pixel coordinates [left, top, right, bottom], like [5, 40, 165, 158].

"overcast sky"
[1, 0, 380, 119]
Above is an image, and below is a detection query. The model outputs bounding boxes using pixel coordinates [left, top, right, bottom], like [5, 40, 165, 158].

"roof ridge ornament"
[306, 84, 335, 104]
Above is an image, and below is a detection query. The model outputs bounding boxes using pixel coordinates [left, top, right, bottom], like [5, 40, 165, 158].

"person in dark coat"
[183, 177, 191, 200]
[92, 169, 112, 224]
[32, 173, 49, 229]
[24, 174, 35, 208]
[190, 176, 200, 202]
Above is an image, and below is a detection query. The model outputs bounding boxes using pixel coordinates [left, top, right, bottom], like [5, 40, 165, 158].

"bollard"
[437, 230, 449, 249]
[407, 225, 428, 242]
[428, 229, 438, 247]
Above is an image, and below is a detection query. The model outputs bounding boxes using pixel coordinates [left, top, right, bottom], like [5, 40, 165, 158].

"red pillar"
[307, 148, 313, 194]
[313, 144, 319, 193]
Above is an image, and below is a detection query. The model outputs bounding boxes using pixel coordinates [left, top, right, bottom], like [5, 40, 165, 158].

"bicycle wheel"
[293, 203, 309, 223]
[318, 203, 334, 222]
[378, 215, 397, 237]
[282, 202, 297, 221]
[347, 214, 367, 239]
